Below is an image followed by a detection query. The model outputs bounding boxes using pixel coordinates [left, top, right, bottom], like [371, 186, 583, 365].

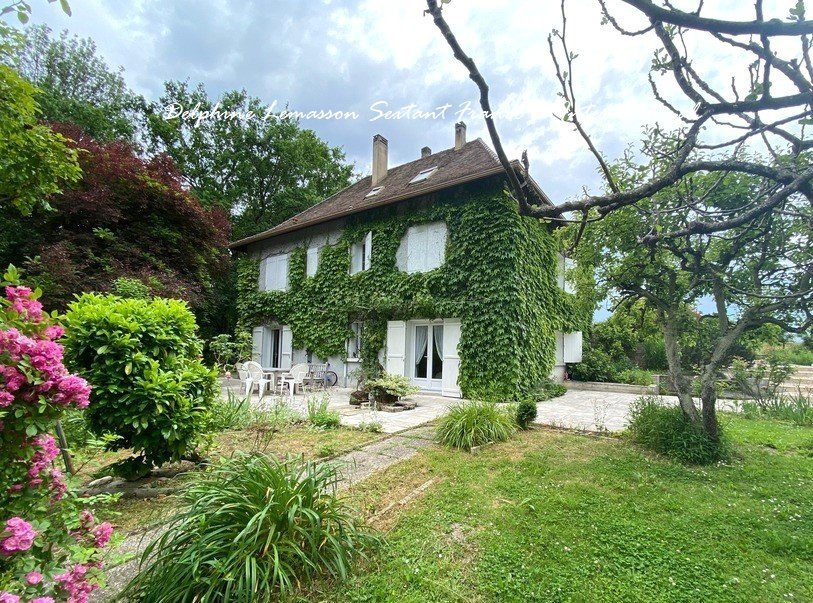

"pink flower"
[0, 391, 12, 407]
[44, 324, 65, 340]
[26, 571, 43, 585]
[30, 598, 55, 603]
[0, 517, 37, 555]
[92, 522, 114, 548]
[5, 285, 43, 322]
[0, 592, 21, 603]
[55, 563, 98, 603]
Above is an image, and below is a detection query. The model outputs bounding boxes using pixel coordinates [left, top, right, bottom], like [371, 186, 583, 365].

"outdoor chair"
[245, 361, 274, 398]
[235, 362, 253, 396]
[280, 363, 310, 398]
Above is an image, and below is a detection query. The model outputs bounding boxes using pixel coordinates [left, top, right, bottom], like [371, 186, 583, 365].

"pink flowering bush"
[0, 266, 115, 602]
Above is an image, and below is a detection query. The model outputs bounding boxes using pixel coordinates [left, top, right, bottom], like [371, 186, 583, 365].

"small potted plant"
[367, 373, 420, 407]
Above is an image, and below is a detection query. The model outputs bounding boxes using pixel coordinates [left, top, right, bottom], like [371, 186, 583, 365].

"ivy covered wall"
[235, 178, 588, 401]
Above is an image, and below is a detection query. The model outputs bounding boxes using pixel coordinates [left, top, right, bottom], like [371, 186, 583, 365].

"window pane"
[272, 329, 281, 368]
[414, 325, 428, 379]
[432, 325, 443, 379]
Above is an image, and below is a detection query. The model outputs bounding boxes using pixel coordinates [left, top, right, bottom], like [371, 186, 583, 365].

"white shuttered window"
[396, 221, 447, 274]
[306, 246, 320, 277]
[259, 254, 289, 291]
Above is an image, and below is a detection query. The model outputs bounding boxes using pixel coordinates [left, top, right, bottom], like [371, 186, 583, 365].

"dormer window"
[365, 186, 385, 198]
[409, 166, 438, 184]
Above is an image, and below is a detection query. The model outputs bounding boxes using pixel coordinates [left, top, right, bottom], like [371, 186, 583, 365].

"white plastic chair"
[245, 361, 273, 398]
[280, 363, 309, 399]
[236, 362, 252, 396]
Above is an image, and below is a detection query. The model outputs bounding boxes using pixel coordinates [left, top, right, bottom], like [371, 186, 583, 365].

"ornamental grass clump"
[436, 400, 515, 451]
[124, 454, 380, 602]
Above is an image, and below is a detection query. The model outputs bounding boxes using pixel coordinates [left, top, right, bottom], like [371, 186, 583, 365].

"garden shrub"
[616, 368, 654, 386]
[627, 396, 728, 465]
[207, 331, 252, 371]
[436, 400, 515, 451]
[367, 372, 419, 405]
[535, 377, 567, 400]
[0, 265, 115, 601]
[515, 398, 537, 429]
[307, 396, 341, 429]
[62, 293, 218, 476]
[124, 454, 379, 601]
[111, 276, 151, 300]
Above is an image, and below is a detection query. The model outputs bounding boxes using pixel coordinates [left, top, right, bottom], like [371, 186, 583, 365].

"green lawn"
[80, 425, 381, 532]
[309, 415, 813, 602]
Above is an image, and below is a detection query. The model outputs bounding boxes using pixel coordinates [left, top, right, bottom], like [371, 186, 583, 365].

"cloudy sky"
[6, 0, 796, 206]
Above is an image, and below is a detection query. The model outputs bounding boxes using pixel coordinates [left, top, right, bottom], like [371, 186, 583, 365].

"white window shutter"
[385, 321, 406, 376]
[258, 258, 268, 291]
[441, 318, 462, 398]
[563, 331, 583, 363]
[363, 231, 372, 270]
[279, 254, 289, 290]
[426, 222, 447, 271]
[350, 242, 361, 274]
[306, 246, 319, 277]
[252, 327, 264, 362]
[554, 331, 565, 365]
[281, 326, 293, 369]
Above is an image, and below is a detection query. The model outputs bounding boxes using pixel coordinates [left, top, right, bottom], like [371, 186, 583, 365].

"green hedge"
[63, 293, 217, 474]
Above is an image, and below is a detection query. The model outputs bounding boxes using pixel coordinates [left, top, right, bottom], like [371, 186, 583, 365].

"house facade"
[230, 124, 585, 401]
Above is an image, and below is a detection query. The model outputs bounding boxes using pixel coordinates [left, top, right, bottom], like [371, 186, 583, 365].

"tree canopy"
[144, 81, 353, 239]
[1, 123, 230, 317]
[0, 25, 80, 215]
[9, 24, 142, 141]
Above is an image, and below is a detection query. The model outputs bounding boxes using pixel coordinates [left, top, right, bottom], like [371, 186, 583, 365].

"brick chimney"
[421, 146, 432, 158]
[454, 121, 466, 150]
[372, 134, 388, 186]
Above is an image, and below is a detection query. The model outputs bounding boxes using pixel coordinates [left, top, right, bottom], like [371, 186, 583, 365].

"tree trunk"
[661, 311, 701, 426]
[699, 378, 720, 442]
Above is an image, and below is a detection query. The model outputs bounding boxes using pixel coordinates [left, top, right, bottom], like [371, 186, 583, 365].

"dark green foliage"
[627, 396, 728, 464]
[62, 293, 218, 471]
[436, 401, 515, 451]
[534, 378, 567, 400]
[237, 181, 589, 401]
[124, 454, 380, 601]
[515, 399, 537, 429]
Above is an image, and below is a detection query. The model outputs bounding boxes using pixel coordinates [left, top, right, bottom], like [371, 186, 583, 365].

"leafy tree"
[144, 81, 353, 238]
[0, 25, 80, 215]
[577, 160, 811, 441]
[1, 123, 230, 320]
[9, 24, 142, 141]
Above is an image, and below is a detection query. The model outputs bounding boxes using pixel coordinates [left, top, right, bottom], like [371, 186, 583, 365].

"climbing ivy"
[235, 179, 589, 401]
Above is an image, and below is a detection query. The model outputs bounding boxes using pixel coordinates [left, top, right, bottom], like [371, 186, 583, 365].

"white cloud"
[4, 0, 801, 202]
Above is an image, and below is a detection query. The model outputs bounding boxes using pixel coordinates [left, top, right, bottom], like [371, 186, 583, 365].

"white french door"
[410, 321, 444, 391]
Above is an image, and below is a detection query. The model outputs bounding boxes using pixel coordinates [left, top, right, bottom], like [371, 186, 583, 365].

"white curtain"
[433, 326, 443, 360]
[414, 326, 428, 368]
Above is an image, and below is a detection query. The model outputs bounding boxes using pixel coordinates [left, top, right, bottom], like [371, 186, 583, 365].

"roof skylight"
[409, 166, 438, 184]
[365, 186, 385, 198]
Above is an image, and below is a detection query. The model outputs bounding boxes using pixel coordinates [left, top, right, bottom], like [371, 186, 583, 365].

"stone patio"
[222, 382, 456, 434]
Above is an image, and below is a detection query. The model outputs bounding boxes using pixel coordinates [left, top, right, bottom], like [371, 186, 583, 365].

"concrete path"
[533, 389, 656, 432]
[534, 389, 741, 433]
[93, 425, 436, 602]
